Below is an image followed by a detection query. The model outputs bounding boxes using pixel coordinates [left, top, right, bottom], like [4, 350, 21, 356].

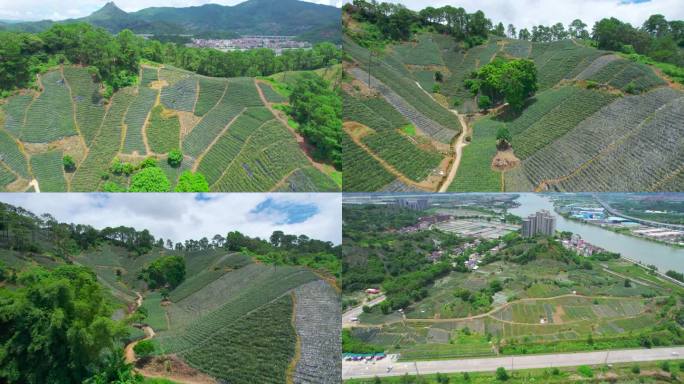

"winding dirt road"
[439, 111, 470, 192]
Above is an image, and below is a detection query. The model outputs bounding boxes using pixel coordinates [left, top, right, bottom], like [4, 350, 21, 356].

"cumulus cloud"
[345, 0, 683, 30]
[0, 193, 342, 245]
[0, 0, 341, 21]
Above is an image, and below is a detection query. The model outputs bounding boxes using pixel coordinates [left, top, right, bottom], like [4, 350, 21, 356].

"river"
[509, 193, 684, 274]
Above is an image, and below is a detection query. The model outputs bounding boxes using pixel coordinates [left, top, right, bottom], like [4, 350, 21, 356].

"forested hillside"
[0, 0, 342, 43]
[0, 23, 342, 192]
[342, 0, 683, 193]
[0, 202, 341, 384]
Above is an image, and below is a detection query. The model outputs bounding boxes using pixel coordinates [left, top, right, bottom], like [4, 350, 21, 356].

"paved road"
[343, 347, 684, 379]
[342, 295, 386, 328]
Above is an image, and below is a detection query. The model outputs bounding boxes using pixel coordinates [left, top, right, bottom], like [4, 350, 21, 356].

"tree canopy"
[0, 266, 126, 383]
[128, 167, 171, 192]
[0, 22, 341, 94]
[174, 171, 209, 192]
[289, 73, 342, 169]
[466, 58, 538, 111]
[140, 255, 186, 289]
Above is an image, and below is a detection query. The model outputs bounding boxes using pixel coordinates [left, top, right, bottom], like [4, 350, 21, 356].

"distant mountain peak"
[90, 2, 128, 18]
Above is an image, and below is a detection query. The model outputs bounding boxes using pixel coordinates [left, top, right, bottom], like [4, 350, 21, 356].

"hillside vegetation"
[342, 1, 684, 192]
[0, 201, 341, 383]
[343, 204, 684, 363]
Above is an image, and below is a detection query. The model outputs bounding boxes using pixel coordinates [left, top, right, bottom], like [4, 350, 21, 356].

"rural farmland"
[0, 65, 340, 192]
[342, 4, 684, 192]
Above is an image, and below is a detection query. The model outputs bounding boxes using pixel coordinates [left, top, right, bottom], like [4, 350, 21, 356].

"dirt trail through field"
[413, 81, 470, 193]
[369, 294, 657, 327]
[254, 79, 332, 175]
[124, 292, 216, 384]
[439, 111, 470, 192]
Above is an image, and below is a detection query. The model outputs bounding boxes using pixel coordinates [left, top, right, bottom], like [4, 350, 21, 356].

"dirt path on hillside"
[254, 79, 332, 175]
[412, 81, 470, 193]
[439, 111, 470, 192]
[124, 292, 216, 384]
[191, 108, 246, 172]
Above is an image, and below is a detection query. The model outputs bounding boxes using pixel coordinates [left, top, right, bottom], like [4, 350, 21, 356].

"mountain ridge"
[1, 0, 341, 42]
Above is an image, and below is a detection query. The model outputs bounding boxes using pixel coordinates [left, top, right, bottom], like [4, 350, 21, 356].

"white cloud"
[348, 0, 684, 30]
[0, 193, 342, 245]
[0, 0, 341, 21]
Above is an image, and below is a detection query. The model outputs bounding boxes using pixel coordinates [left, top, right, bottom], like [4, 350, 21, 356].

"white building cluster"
[521, 210, 556, 237]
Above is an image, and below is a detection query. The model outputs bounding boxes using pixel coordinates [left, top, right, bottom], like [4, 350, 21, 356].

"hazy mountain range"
[0, 0, 341, 43]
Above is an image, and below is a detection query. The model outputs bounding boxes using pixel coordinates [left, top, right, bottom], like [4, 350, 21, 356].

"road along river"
[510, 193, 684, 274]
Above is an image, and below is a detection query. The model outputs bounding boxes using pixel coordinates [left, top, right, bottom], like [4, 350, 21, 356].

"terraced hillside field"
[0, 65, 339, 192]
[342, 31, 684, 192]
[350, 248, 684, 361]
[75, 247, 341, 383]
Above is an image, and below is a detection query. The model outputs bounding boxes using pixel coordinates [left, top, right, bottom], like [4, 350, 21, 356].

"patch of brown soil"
[5, 177, 30, 192]
[641, 370, 673, 380]
[117, 154, 147, 163]
[137, 355, 217, 384]
[343, 121, 376, 141]
[431, 93, 451, 109]
[24, 136, 87, 164]
[341, 77, 377, 98]
[552, 304, 565, 324]
[177, 111, 202, 139]
[149, 80, 169, 90]
[492, 149, 520, 171]
[652, 66, 684, 91]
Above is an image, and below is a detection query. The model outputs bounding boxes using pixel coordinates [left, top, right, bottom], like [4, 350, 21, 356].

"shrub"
[478, 95, 492, 110]
[631, 365, 640, 374]
[167, 149, 183, 168]
[496, 367, 509, 381]
[62, 155, 76, 172]
[362, 305, 371, 313]
[174, 171, 209, 192]
[129, 167, 170, 192]
[577, 366, 593, 377]
[586, 80, 599, 89]
[133, 340, 155, 358]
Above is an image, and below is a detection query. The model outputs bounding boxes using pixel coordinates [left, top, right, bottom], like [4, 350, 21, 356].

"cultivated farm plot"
[146, 105, 181, 154]
[29, 151, 67, 192]
[0, 65, 338, 192]
[519, 88, 684, 191]
[530, 40, 607, 90]
[257, 82, 286, 103]
[448, 117, 501, 192]
[123, 87, 157, 155]
[344, 91, 443, 182]
[393, 34, 445, 66]
[22, 71, 77, 143]
[341, 131, 395, 192]
[63, 67, 105, 145]
[151, 265, 337, 383]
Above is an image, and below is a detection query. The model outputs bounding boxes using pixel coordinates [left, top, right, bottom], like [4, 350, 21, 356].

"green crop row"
[448, 117, 502, 192]
[29, 150, 67, 192]
[63, 67, 106, 145]
[122, 87, 157, 155]
[23, 71, 77, 143]
[146, 105, 181, 154]
[342, 131, 395, 192]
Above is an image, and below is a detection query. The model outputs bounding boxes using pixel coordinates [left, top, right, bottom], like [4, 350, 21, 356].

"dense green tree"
[569, 19, 590, 39]
[129, 167, 170, 192]
[62, 155, 76, 172]
[83, 349, 142, 384]
[132, 340, 155, 358]
[467, 58, 538, 111]
[289, 73, 341, 169]
[140, 255, 185, 289]
[0, 266, 126, 384]
[166, 149, 183, 168]
[174, 171, 209, 192]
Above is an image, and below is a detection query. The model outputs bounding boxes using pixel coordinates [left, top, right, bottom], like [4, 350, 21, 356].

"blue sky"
[0, 0, 342, 22]
[0, 193, 342, 244]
